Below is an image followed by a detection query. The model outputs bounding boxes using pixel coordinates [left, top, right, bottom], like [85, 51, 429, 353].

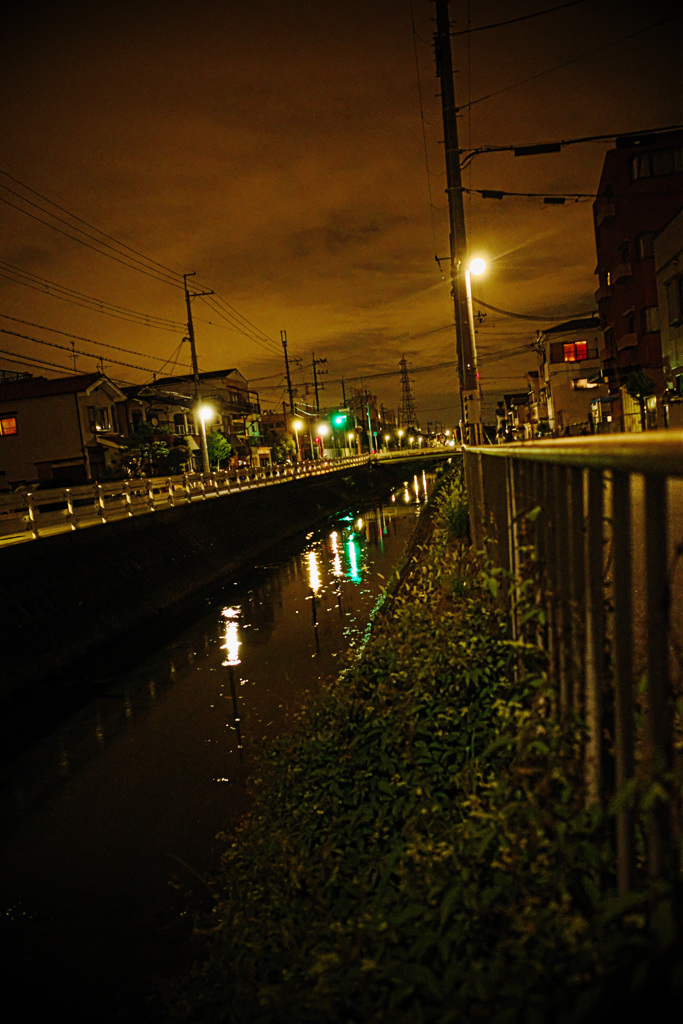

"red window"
[0, 415, 18, 436]
[563, 341, 588, 362]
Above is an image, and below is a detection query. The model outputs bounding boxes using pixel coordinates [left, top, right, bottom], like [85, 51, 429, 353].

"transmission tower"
[398, 355, 417, 429]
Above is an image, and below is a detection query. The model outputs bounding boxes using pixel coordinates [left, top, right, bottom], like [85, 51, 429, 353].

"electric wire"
[453, 1, 584, 35]
[462, 13, 681, 111]
[0, 313, 191, 367]
[0, 260, 185, 330]
[0, 168, 183, 282]
[0, 327, 172, 374]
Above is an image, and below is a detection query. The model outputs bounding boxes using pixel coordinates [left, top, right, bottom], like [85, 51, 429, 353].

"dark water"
[0, 473, 433, 1019]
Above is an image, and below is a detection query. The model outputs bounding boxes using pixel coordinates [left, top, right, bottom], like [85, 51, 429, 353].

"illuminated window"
[563, 341, 588, 362]
[87, 405, 111, 432]
[0, 415, 17, 436]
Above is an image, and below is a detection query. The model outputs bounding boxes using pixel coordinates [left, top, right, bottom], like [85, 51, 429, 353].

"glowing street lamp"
[315, 422, 329, 460]
[463, 256, 486, 443]
[196, 401, 215, 475]
[397, 429, 404, 449]
[292, 418, 304, 462]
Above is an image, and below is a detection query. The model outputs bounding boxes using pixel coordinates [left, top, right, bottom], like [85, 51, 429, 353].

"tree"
[205, 430, 232, 469]
[116, 422, 189, 477]
[625, 370, 656, 432]
[271, 434, 297, 464]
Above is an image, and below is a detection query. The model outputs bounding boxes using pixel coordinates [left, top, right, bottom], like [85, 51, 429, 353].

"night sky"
[1, 1, 680, 425]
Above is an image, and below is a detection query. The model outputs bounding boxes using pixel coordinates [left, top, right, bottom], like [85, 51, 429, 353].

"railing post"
[147, 479, 155, 512]
[65, 487, 77, 530]
[26, 492, 39, 539]
[167, 477, 175, 507]
[96, 482, 107, 522]
[569, 467, 586, 714]
[644, 474, 674, 878]
[555, 464, 571, 720]
[124, 480, 133, 517]
[611, 469, 636, 893]
[584, 468, 605, 808]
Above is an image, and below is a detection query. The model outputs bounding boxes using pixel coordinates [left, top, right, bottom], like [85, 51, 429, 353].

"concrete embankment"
[0, 458, 445, 709]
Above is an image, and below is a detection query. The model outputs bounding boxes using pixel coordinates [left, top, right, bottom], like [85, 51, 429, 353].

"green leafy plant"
[162, 464, 682, 1024]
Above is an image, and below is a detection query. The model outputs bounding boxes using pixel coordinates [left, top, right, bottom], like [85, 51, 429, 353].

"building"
[593, 129, 683, 427]
[655, 207, 683, 427]
[535, 317, 607, 435]
[0, 373, 128, 488]
[150, 368, 262, 464]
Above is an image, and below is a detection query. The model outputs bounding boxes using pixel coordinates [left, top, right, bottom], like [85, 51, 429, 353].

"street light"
[315, 422, 329, 460]
[397, 429, 404, 449]
[292, 418, 303, 462]
[196, 401, 214, 475]
[464, 256, 486, 444]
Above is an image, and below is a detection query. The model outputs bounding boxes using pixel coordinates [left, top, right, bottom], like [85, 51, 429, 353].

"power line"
[453, 1, 584, 35]
[0, 168, 183, 285]
[0, 260, 185, 330]
[0, 327, 167, 374]
[0, 348, 80, 376]
[462, 13, 681, 110]
[0, 313, 191, 367]
[0, 169, 280, 357]
[197, 294, 281, 355]
[0, 189, 182, 289]
[472, 296, 596, 322]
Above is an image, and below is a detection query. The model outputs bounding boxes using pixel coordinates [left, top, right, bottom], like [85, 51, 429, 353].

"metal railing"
[463, 432, 683, 893]
[0, 455, 369, 545]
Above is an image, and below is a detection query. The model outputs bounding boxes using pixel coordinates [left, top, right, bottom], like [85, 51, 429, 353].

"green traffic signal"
[332, 411, 348, 428]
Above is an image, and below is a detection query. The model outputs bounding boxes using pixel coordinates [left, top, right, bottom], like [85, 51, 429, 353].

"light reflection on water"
[0, 474, 438, 1016]
[0, 476, 435, 873]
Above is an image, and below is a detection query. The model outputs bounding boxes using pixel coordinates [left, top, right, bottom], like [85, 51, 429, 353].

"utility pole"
[433, 0, 481, 444]
[311, 354, 327, 412]
[281, 330, 295, 414]
[184, 272, 214, 475]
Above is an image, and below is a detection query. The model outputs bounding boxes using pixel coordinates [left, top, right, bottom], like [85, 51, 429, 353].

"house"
[497, 393, 530, 441]
[593, 128, 683, 427]
[535, 317, 608, 435]
[655, 207, 683, 427]
[0, 372, 128, 489]
[149, 368, 262, 464]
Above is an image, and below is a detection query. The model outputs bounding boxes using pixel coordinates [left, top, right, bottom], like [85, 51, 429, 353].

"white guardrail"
[0, 455, 370, 545]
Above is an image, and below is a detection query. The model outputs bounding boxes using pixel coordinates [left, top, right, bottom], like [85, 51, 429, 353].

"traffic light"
[331, 410, 348, 428]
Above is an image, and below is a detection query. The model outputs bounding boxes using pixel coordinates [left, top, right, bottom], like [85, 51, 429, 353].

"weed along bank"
[163, 462, 683, 1023]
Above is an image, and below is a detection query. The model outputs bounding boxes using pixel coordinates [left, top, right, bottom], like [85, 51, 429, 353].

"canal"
[0, 471, 435, 1020]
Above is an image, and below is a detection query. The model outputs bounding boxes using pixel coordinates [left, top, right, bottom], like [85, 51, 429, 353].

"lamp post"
[196, 402, 214, 475]
[292, 418, 303, 463]
[463, 256, 486, 444]
[315, 422, 330, 460]
[398, 429, 404, 449]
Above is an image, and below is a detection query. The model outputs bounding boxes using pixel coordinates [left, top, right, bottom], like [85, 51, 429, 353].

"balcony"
[595, 202, 615, 227]
[612, 262, 632, 283]
[617, 332, 638, 351]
